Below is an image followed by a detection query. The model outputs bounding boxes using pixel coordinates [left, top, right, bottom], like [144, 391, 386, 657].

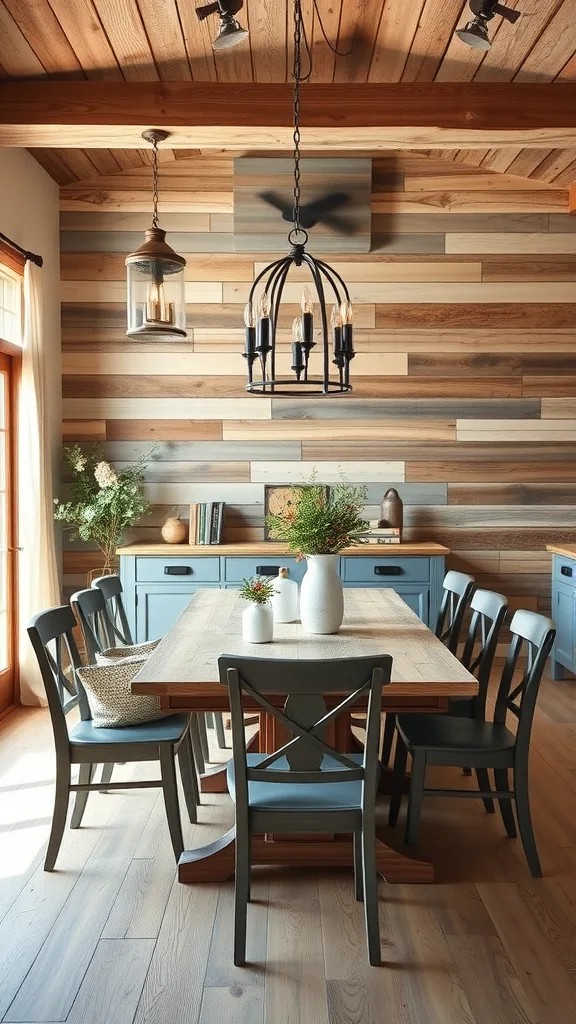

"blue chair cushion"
[227, 753, 370, 812]
[70, 713, 189, 746]
[397, 714, 515, 753]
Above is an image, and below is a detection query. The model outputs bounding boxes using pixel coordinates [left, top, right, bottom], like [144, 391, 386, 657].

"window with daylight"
[0, 264, 22, 347]
[0, 259, 21, 713]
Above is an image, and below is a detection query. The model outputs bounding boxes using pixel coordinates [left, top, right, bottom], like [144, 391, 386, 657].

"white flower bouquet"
[54, 444, 151, 573]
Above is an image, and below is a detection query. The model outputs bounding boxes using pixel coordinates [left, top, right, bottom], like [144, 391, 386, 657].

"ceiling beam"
[2, 82, 576, 150]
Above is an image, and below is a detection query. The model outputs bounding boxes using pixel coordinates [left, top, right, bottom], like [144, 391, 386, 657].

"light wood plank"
[62, 420, 106, 440]
[447, 233, 576, 254]
[62, 398, 272, 420]
[249, 461, 405, 483]
[223, 420, 457, 442]
[67, 938, 155, 1024]
[61, 352, 408, 379]
[225, 280, 576, 304]
[457, 420, 576, 441]
[253, 261, 482, 283]
[542, 398, 576, 418]
[408, 462, 576, 483]
[199, 986, 264, 1024]
[373, 192, 568, 214]
[116, 542, 450, 557]
[105, 421, 223, 441]
[265, 875, 329, 1024]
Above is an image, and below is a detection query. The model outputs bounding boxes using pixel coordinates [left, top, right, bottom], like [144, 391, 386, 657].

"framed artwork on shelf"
[264, 484, 329, 540]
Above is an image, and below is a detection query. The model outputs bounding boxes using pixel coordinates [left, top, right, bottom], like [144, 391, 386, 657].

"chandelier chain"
[151, 137, 160, 229]
[292, 0, 302, 237]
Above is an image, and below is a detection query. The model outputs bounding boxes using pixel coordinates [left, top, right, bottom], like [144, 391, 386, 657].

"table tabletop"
[132, 587, 478, 701]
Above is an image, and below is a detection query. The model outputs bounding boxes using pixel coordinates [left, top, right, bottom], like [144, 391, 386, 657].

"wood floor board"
[443, 934, 538, 1024]
[198, 986, 264, 1024]
[66, 938, 155, 1024]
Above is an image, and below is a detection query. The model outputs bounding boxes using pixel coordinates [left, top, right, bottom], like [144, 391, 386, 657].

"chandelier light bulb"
[331, 303, 342, 329]
[340, 299, 353, 325]
[292, 316, 304, 343]
[244, 300, 255, 329]
[301, 286, 314, 314]
[258, 292, 270, 319]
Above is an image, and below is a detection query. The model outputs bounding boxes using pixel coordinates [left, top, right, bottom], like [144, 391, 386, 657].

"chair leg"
[199, 715, 210, 764]
[388, 737, 408, 826]
[475, 767, 495, 814]
[494, 768, 517, 839]
[44, 764, 70, 871]
[381, 714, 396, 769]
[361, 822, 381, 967]
[99, 762, 114, 793]
[234, 825, 251, 966]
[190, 715, 205, 776]
[514, 768, 542, 878]
[70, 763, 94, 829]
[353, 832, 363, 901]
[159, 746, 184, 862]
[405, 752, 426, 848]
[214, 712, 227, 749]
[177, 731, 199, 824]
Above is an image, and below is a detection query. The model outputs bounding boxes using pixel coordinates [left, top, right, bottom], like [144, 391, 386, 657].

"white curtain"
[18, 261, 60, 706]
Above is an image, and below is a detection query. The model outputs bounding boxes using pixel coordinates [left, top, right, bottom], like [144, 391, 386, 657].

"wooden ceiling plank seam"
[309, 0, 341, 84]
[550, 157, 576, 189]
[480, 148, 524, 174]
[92, 0, 160, 82]
[1, 0, 85, 78]
[332, 0, 385, 83]
[44, 0, 124, 80]
[401, 0, 468, 83]
[474, 0, 564, 83]
[0, 2, 48, 78]
[175, 0, 218, 82]
[249, 0, 287, 83]
[132, 0, 192, 80]
[514, 0, 576, 83]
[27, 147, 79, 184]
[529, 149, 576, 183]
[368, 0, 425, 83]
[506, 148, 555, 178]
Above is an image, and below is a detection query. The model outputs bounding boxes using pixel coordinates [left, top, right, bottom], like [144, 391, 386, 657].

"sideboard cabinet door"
[135, 583, 219, 642]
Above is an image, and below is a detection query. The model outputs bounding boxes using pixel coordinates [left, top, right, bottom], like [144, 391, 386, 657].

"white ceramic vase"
[299, 554, 344, 635]
[242, 602, 273, 643]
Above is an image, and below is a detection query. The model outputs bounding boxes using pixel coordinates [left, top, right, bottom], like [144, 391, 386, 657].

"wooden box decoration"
[233, 157, 372, 253]
[264, 484, 329, 540]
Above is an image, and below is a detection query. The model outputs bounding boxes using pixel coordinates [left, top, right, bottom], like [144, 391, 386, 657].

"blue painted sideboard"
[118, 542, 448, 643]
[549, 545, 576, 679]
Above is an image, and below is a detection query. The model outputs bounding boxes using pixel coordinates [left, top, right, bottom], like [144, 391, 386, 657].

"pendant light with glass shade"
[243, 0, 354, 395]
[125, 130, 187, 339]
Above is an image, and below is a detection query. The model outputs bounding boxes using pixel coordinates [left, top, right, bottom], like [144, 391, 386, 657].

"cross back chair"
[28, 605, 199, 870]
[219, 653, 393, 968]
[92, 574, 227, 753]
[435, 570, 476, 654]
[389, 609, 555, 878]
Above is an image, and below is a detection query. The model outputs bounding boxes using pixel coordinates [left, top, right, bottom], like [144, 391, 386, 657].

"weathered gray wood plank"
[60, 231, 234, 253]
[97, 441, 303, 462]
[272, 399, 541, 420]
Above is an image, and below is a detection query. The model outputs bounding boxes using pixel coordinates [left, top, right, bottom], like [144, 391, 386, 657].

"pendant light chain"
[292, 0, 302, 238]
[151, 137, 160, 229]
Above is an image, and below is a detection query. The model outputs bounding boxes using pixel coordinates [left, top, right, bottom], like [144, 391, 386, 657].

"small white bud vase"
[242, 602, 274, 643]
[299, 554, 344, 635]
[271, 567, 299, 623]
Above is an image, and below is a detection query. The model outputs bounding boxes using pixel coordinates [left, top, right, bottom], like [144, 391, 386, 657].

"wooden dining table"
[132, 587, 478, 884]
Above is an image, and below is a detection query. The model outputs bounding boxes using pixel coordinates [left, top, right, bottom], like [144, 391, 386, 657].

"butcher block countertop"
[117, 541, 450, 557]
[547, 545, 576, 560]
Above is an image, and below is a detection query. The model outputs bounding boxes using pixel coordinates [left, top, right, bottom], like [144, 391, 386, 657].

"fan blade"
[301, 192, 351, 217]
[258, 191, 293, 218]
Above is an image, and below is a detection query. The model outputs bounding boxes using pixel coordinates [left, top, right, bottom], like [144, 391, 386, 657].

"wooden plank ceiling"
[1, 0, 575, 186]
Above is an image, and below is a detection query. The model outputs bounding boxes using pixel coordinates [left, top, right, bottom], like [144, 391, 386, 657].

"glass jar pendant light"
[243, 0, 354, 395]
[125, 129, 187, 339]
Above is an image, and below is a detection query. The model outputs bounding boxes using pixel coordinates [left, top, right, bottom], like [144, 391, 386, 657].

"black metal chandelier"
[243, 0, 354, 395]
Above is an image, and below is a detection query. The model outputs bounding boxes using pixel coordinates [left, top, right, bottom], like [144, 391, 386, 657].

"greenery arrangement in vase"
[265, 483, 368, 635]
[239, 576, 277, 644]
[54, 444, 150, 578]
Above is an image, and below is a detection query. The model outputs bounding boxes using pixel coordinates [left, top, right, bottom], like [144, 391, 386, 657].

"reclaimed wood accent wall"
[60, 153, 576, 614]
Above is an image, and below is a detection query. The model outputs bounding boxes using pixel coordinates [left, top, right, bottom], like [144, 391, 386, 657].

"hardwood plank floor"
[2, 667, 576, 1023]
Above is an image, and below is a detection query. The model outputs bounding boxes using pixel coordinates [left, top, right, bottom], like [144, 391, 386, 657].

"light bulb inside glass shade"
[146, 280, 174, 324]
[292, 317, 304, 343]
[301, 286, 314, 314]
[340, 299, 353, 325]
[330, 303, 342, 329]
[244, 300, 255, 328]
[258, 292, 270, 318]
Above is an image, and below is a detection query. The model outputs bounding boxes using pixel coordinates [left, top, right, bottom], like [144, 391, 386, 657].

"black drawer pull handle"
[164, 565, 192, 575]
[561, 565, 573, 577]
[256, 565, 281, 576]
[374, 566, 402, 576]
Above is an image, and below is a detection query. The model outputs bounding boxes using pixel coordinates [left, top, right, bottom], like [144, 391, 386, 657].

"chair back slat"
[435, 570, 475, 654]
[219, 655, 391, 805]
[460, 589, 508, 718]
[27, 606, 92, 747]
[70, 588, 111, 662]
[91, 575, 133, 646]
[494, 610, 555, 753]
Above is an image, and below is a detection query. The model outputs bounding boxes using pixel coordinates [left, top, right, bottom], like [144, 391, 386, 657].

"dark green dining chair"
[218, 654, 393, 967]
[435, 570, 476, 654]
[382, 587, 508, 775]
[388, 609, 555, 878]
[92, 573, 227, 753]
[28, 604, 199, 870]
[71, 587, 207, 785]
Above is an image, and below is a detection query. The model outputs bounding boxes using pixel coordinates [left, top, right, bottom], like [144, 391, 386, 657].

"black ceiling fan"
[258, 190, 355, 234]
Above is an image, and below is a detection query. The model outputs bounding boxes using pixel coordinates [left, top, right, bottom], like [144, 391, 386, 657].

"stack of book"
[360, 523, 401, 545]
[188, 502, 225, 545]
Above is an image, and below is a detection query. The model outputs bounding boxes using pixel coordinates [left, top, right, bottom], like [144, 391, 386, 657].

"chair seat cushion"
[77, 656, 173, 729]
[227, 753, 369, 812]
[397, 714, 515, 753]
[95, 639, 161, 665]
[70, 713, 189, 746]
